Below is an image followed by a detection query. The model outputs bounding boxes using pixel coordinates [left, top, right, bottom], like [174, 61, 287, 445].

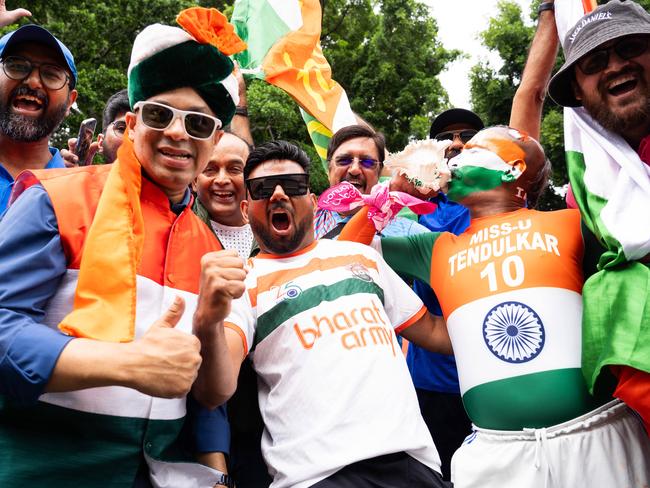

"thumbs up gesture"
[124, 296, 203, 398]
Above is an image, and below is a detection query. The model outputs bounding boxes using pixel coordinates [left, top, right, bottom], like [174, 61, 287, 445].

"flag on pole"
[555, 0, 650, 392]
[231, 0, 356, 166]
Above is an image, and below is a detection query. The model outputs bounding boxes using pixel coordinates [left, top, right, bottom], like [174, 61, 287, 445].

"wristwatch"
[538, 1, 554, 16]
[213, 473, 235, 488]
[235, 106, 248, 117]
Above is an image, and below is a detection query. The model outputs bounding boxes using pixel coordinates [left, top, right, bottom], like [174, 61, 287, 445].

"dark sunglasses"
[333, 156, 379, 169]
[133, 101, 221, 140]
[433, 129, 477, 144]
[246, 173, 310, 200]
[577, 36, 649, 75]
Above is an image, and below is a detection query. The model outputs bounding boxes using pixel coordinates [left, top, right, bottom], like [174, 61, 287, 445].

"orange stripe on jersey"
[431, 209, 584, 317]
[256, 254, 379, 295]
[225, 321, 249, 355]
[248, 287, 258, 308]
[395, 305, 427, 334]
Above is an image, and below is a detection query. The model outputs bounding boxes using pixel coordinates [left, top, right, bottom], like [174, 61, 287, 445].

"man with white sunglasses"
[0, 10, 243, 487]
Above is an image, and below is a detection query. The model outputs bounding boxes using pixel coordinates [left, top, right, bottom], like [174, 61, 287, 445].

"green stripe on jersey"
[462, 368, 597, 430]
[0, 397, 187, 486]
[254, 278, 385, 348]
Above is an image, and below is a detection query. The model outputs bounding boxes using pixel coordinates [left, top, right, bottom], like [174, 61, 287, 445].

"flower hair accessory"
[318, 181, 436, 232]
[384, 139, 453, 194]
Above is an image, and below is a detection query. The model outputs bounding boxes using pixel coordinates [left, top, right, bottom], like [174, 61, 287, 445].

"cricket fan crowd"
[0, 0, 649, 486]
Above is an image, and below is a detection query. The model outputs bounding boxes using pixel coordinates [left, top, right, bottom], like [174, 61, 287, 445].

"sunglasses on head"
[577, 36, 649, 75]
[133, 101, 222, 140]
[433, 129, 477, 144]
[246, 173, 310, 200]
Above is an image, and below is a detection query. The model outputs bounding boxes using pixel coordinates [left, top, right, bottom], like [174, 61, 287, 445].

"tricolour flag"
[231, 0, 356, 166]
[555, 0, 650, 391]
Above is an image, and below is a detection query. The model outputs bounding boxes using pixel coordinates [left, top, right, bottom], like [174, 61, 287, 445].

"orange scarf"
[58, 132, 144, 342]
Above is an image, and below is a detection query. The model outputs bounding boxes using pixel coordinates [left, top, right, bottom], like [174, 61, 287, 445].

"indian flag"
[555, 0, 650, 391]
[231, 0, 356, 166]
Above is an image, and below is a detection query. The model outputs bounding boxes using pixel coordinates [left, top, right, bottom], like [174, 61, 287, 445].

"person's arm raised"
[509, 1, 558, 140]
[0, 1, 30, 28]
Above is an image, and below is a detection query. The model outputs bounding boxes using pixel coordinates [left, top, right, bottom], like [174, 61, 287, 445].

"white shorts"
[451, 400, 650, 488]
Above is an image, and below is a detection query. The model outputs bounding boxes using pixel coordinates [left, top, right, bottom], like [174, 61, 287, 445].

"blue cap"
[0, 24, 77, 88]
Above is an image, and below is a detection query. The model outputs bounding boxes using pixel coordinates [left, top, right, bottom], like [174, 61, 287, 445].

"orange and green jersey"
[373, 209, 597, 430]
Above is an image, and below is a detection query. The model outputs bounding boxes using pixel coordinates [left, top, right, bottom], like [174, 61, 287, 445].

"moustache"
[11, 85, 48, 109]
[268, 201, 293, 213]
[599, 65, 644, 92]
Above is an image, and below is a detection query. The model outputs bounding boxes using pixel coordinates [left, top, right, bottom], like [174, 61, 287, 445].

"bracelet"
[235, 106, 248, 117]
[537, 2, 554, 16]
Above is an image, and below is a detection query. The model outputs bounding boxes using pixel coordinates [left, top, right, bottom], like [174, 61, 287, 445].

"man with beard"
[0, 23, 77, 213]
[314, 124, 429, 239]
[195, 140, 454, 488]
[547, 0, 650, 432]
[0, 9, 245, 486]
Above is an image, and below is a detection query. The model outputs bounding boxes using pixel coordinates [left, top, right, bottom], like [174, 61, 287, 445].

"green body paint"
[446, 166, 514, 201]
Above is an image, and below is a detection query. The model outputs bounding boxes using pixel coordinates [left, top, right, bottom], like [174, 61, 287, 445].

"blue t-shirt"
[409, 194, 471, 394]
[0, 147, 65, 215]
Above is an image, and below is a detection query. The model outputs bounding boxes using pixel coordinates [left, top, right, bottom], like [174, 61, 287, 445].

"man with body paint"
[338, 126, 650, 487]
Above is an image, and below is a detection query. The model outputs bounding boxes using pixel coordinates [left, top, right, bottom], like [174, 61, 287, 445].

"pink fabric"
[318, 182, 436, 232]
[566, 184, 578, 209]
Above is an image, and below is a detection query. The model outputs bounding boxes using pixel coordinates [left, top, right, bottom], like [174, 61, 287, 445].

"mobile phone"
[74, 118, 97, 166]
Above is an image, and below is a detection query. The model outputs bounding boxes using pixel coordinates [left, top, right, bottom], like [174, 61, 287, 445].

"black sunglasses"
[433, 129, 477, 144]
[577, 36, 649, 75]
[246, 173, 310, 200]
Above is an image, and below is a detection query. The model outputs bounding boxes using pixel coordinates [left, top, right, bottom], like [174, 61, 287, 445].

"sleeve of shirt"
[0, 185, 73, 405]
[378, 232, 440, 285]
[223, 281, 257, 356]
[369, 247, 426, 332]
[188, 397, 231, 455]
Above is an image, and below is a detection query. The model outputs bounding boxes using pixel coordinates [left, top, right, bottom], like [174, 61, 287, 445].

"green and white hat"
[128, 8, 246, 125]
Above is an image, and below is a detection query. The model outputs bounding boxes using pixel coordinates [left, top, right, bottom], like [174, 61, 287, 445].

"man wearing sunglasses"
[0, 21, 77, 214]
[199, 140, 453, 488]
[315, 124, 430, 239]
[548, 0, 650, 435]
[0, 13, 243, 487]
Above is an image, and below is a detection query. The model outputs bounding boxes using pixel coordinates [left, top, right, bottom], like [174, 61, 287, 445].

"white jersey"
[225, 239, 441, 488]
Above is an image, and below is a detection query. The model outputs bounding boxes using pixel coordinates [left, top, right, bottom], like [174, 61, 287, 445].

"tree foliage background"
[8, 0, 643, 200]
[4, 0, 457, 194]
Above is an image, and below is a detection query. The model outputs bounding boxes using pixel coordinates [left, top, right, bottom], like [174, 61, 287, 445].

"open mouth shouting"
[601, 68, 645, 102]
[270, 205, 294, 235]
[11, 87, 47, 115]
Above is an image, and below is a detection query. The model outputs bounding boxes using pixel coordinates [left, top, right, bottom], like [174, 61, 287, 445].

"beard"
[582, 66, 650, 135]
[249, 202, 313, 255]
[0, 85, 69, 142]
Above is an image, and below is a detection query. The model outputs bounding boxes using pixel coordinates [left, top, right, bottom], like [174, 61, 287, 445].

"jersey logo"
[347, 262, 374, 283]
[273, 281, 303, 303]
[482, 301, 545, 364]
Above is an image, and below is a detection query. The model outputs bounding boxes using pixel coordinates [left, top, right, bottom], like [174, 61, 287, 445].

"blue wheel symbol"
[482, 301, 545, 364]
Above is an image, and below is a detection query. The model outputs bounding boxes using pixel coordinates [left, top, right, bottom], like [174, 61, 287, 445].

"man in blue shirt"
[0, 21, 77, 213]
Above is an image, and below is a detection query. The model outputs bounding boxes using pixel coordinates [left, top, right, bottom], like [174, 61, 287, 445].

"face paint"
[516, 187, 527, 200]
[446, 146, 524, 201]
